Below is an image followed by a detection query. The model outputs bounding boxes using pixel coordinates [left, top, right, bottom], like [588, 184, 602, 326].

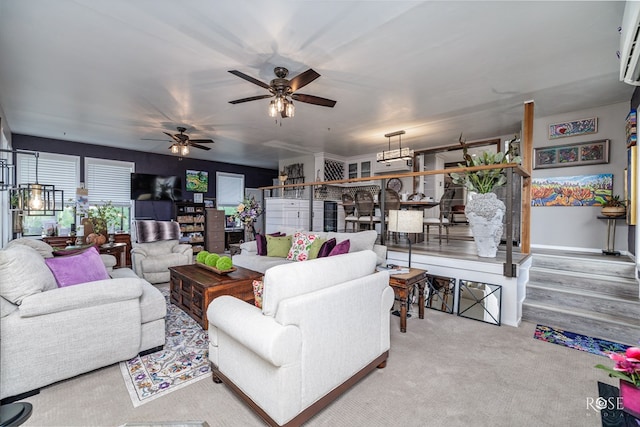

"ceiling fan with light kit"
[142, 127, 214, 157]
[228, 67, 337, 118]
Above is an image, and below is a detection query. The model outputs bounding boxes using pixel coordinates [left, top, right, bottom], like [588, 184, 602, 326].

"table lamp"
[388, 210, 423, 268]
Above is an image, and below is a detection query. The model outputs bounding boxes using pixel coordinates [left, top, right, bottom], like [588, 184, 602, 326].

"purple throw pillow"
[45, 246, 110, 287]
[328, 239, 350, 257]
[256, 233, 267, 256]
[318, 238, 337, 258]
[268, 232, 283, 237]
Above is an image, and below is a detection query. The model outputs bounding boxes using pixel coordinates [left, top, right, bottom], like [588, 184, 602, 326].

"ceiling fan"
[143, 127, 214, 155]
[228, 67, 337, 118]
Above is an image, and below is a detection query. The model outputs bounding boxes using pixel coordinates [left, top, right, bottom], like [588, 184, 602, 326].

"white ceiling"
[0, 1, 634, 169]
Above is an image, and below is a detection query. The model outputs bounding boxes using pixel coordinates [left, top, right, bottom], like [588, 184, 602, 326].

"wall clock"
[387, 178, 402, 193]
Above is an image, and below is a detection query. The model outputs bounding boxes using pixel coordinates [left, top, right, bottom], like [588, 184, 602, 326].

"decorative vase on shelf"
[244, 221, 256, 242]
[465, 192, 505, 258]
[620, 380, 640, 419]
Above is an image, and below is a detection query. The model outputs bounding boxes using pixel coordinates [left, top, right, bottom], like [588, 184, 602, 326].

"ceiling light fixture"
[268, 93, 295, 119]
[1, 149, 64, 216]
[376, 130, 413, 163]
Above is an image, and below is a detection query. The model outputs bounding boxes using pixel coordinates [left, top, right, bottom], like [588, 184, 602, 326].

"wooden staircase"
[522, 249, 640, 346]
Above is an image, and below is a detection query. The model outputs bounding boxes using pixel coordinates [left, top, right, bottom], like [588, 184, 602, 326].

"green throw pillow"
[266, 235, 292, 258]
[308, 237, 326, 259]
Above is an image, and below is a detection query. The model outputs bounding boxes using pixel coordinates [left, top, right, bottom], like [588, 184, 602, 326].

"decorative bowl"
[195, 261, 236, 275]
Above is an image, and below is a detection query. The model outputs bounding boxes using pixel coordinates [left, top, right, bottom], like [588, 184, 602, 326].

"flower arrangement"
[79, 200, 120, 235]
[449, 134, 522, 194]
[595, 345, 640, 387]
[233, 197, 263, 225]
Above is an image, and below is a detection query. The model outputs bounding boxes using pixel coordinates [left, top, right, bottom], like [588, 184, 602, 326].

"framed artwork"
[204, 197, 216, 208]
[193, 193, 203, 203]
[626, 110, 637, 148]
[548, 117, 597, 139]
[533, 139, 609, 170]
[186, 170, 208, 192]
[531, 174, 612, 206]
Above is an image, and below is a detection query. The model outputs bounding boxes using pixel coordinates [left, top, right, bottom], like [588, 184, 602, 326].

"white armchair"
[208, 250, 394, 426]
[131, 220, 193, 284]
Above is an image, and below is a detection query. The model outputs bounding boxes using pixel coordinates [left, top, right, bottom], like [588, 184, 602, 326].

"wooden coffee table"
[169, 264, 262, 329]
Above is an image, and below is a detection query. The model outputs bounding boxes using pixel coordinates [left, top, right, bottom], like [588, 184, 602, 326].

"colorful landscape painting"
[531, 174, 612, 206]
[185, 170, 208, 193]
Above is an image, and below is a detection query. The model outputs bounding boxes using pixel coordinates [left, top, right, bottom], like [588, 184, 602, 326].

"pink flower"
[626, 347, 640, 362]
[297, 253, 307, 261]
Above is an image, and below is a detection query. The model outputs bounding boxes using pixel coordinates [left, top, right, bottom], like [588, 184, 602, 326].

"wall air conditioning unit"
[620, 0, 640, 85]
[373, 158, 413, 174]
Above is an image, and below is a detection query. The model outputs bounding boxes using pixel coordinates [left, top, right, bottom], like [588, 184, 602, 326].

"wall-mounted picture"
[531, 174, 612, 206]
[186, 170, 208, 192]
[204, 197, 216, 208]
[533, 139, 609, 170]
[548, 117, 597, 139]
[626, 109, 637, 148]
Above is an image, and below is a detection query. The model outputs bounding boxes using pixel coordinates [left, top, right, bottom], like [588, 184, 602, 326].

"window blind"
[17, 153, 79, 203]
[216, 172, 244, 206]
[85, 158, 134, 206]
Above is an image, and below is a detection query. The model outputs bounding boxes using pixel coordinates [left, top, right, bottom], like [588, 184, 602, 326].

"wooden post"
[521, 101, 534, 254]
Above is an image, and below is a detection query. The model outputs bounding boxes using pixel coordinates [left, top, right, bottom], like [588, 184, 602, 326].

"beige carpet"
[20, 306, 612, 426]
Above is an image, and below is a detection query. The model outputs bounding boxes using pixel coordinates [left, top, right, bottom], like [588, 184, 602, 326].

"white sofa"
[232, 229, 387, 274]
[0, 239, 166, 400]
[207, 250, 394, 426]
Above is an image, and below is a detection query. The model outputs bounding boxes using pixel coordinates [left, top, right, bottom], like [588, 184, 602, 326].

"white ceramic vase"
[465, 192, 505, 258]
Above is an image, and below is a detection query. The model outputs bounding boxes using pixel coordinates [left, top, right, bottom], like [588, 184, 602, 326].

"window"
[17, 152, 80, 236]
[216, 172, 244, 214]
[85, 158, 134, 233]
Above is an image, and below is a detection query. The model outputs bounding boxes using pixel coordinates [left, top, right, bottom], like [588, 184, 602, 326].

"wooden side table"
[99, 242, 127, 268]
[388, 268, 428, 333]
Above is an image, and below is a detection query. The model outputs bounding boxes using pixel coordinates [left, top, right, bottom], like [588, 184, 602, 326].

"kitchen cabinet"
[265, 198, 323, 234]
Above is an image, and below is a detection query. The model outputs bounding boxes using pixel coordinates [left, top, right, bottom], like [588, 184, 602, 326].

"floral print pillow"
[286, 232, 319, 262]
[253, 279, 264, 309]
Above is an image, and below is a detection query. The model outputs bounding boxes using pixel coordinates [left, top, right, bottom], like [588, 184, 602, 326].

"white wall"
[531, 102, 629, 252]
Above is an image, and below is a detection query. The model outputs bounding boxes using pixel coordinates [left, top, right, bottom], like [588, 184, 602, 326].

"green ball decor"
[204, 253, 220, 267]
[216, 255, 233, 270]
[196, 250, 209, 263]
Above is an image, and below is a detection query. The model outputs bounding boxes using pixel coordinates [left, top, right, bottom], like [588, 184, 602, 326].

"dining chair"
[423, 189, 455, 244]
[379, 188, 401, 242]
[354, 190, 381, 231]
[341, 193, 359, 232]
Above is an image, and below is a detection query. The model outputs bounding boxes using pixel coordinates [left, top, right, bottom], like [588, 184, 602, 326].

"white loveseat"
[0, 240, 166, 400]
[207, 250, 394, 426]
[231, 229, 387, 274]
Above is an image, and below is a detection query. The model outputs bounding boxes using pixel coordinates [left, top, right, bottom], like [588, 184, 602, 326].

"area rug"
[533, 324, 630, 358]
[119, 289, 211, 407]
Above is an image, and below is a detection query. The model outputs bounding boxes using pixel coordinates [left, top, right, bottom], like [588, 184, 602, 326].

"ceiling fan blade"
[189, 139, 215, 144]
[228, 70, 271, 90]
[229, 94, 273, 104]
[291, 93, 337, 108]
[141, 138, 170, 141]
[163, 131, 181, 143]
[189, 143, 212, 151]
[288, 69, 320, 92]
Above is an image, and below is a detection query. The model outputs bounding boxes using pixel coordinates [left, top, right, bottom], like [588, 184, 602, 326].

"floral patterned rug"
[533, 324, 630, 358]
[119, 289, 211, 407]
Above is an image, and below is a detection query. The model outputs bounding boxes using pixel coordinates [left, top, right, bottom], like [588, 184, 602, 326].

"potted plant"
[79, 201, 120, 245]
[601, 195, 626, 217]
[596, 344, 640, 418]
[233, 197, 263, 242]
[448, 135, 521, 258]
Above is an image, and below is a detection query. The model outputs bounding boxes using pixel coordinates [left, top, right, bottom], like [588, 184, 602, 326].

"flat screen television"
[131, 173, 182, 201]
